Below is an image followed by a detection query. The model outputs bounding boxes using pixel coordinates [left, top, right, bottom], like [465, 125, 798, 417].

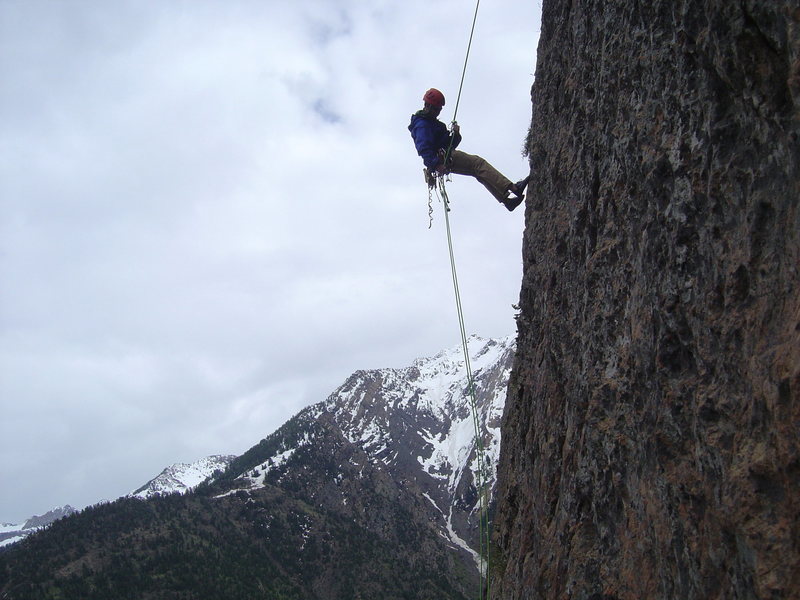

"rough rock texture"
[494, 1, 799, 599]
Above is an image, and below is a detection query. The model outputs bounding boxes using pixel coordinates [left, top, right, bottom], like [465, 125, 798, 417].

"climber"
[408, 88, 530, 211]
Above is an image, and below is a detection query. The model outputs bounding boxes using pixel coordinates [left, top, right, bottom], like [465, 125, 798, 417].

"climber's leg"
[448, 150, 514, 203]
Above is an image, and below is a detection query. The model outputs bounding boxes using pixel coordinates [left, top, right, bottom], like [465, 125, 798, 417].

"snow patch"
[241, 448, 296, 490]
[445, 507, 481, 568]
[132, 455, 234, 499]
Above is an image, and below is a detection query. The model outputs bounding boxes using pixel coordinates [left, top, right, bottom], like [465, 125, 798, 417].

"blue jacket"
[408, 111, 462, 169]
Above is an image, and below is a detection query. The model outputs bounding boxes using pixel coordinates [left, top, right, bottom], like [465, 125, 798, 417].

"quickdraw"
[426, 168, 452, 229]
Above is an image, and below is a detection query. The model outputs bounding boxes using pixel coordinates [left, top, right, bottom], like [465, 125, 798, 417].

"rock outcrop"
[494, 1, 799, 599]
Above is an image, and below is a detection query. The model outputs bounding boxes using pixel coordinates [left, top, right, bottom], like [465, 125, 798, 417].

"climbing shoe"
[510, 175, 531, 198]
[501, 194, 524, 211]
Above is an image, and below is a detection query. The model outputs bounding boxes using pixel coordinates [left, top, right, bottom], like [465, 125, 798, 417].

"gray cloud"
[0, 0, 541, 521]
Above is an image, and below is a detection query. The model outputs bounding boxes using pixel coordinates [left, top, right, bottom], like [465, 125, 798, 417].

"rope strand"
[444, 0, 481, 167]
[426, 2, 489, 596]
[437, 176, 491, 600]
[451, 0, 482, 124]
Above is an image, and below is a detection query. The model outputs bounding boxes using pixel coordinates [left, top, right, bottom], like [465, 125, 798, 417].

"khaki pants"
[448, 150, 513, 202]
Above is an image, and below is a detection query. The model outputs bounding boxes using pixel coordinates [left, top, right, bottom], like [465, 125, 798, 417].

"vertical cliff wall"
[494, 2, 799, 599]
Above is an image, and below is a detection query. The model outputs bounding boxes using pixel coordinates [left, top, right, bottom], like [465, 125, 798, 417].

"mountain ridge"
[131, 454, 236, 499]
[210, 334, 514, 559]
[1, 455, 237, 548]
[0, 506, 77, 548]
[0, 334, 515, 599]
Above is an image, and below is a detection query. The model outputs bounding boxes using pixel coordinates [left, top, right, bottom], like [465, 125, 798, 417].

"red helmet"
[423, 88, 445, 108]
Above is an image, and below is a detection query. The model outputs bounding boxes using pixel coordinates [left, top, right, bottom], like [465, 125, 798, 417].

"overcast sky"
[0, 0, 541, 522]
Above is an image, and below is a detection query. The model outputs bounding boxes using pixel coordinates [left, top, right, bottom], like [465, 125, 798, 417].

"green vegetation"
[0, 421, 475, 600]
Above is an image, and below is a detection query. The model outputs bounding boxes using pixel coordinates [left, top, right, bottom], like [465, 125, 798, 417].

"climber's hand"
[436, 150, 447, 174]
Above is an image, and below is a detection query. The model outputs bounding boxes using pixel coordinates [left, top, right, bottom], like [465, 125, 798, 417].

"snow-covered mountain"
[0, 335, 516, 597]
[216, 334, 515, 559]
[0, 506, 76, 548]
[1, 456, 234, 548]
[1, 335, 514, 567]
[131, 454, 235, 499]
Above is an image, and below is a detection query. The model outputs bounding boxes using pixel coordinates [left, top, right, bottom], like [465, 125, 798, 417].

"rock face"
[493, 2, 799, 599]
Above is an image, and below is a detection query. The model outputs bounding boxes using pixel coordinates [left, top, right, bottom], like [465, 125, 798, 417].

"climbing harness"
[426, 1, 492, 598]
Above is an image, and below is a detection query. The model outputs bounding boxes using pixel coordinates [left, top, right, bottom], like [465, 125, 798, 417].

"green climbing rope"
[424, 1, 489, 596]
[429, 1, 490, 598]
[443, 0, 481, 166]
[449, 0, 482, 136]
[436, 179, 491, 600]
